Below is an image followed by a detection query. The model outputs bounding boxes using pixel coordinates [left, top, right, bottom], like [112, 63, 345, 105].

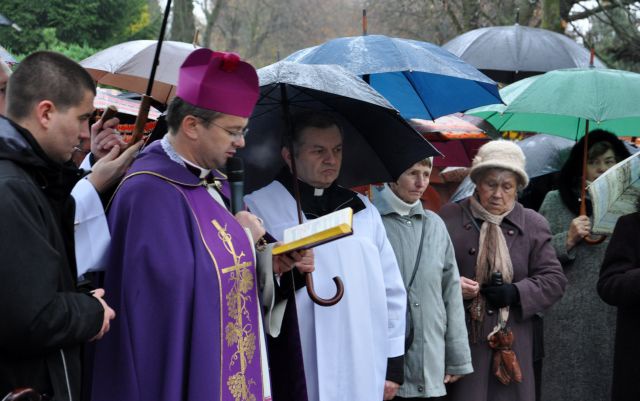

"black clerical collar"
[275, 168, 365, 219]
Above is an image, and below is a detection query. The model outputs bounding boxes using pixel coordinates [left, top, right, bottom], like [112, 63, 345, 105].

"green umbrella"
[467, 67, 640, 244]
[467, 68, 640, 140]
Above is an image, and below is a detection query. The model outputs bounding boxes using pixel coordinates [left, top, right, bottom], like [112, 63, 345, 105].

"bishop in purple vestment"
[91, 49, 311, 401]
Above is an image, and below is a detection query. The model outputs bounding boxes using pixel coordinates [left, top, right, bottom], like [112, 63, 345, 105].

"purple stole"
[175, 184, 264, 401]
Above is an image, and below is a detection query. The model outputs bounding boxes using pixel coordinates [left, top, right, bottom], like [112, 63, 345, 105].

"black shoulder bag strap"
[408, 216, 428, 288]
[405, 215, 427, 350]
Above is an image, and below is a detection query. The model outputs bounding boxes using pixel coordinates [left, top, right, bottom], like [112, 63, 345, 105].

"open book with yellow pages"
[272, 207, 354, 255]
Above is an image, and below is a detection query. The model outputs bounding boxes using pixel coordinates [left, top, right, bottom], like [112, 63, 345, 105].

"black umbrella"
[241, 61, 440, 193]
[443, 24, 606, 83]
[239, 61, 439, 306]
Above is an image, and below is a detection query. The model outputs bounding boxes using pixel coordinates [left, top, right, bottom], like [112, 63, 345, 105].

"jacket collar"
[373, 184, 425, 218]
[458, 196, 525, 233]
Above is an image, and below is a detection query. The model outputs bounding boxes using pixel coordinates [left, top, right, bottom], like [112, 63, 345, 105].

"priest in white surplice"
[245, 111, 406, 401]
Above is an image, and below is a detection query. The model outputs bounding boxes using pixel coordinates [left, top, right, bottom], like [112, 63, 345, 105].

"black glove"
[481, 283, 520, 309]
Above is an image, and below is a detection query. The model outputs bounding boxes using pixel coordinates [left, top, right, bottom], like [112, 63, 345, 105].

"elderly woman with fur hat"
[438, 140, 566, 401]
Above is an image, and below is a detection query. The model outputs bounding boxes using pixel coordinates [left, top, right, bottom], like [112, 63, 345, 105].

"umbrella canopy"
[81, 40, 198, 104]
[588, 152, 640, 234]
[412, 116, 489, 167]
[443, 24, 606, 83]
[0, 45, 16, 64]
[467, 68, 640, 139]
[239, 61, 440, 193]
[284, 34, 501, 120]
[95, 88, 161, 120]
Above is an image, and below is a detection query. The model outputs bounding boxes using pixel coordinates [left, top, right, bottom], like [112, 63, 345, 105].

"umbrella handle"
[128, 94, 152, 148]
[2, 388, 41, 401]
[305, 272, 344, 307]
[583, 234, 606, 245]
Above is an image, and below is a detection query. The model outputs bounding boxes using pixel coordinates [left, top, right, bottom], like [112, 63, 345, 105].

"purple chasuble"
[91, 141, 265, 401]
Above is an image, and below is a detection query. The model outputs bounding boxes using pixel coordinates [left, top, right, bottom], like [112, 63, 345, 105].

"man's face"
[390, 162, 431, 204]
[193, 113, 248, 169]
[0, 67, 9, 115]
[45, 89, 94, 163]
[286, 125, 342, 189]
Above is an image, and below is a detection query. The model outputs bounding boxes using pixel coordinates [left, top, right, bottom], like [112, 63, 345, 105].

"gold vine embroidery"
[212, 219, 257, 401]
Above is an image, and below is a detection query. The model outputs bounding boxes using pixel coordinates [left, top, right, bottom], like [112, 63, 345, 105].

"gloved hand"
[481, 283, 520, 309]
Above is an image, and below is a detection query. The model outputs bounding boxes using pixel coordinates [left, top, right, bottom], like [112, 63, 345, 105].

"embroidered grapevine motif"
[213, 219, 258, 401]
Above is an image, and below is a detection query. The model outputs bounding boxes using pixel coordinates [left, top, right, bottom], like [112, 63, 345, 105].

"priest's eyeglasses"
[211, 121, 250, 140]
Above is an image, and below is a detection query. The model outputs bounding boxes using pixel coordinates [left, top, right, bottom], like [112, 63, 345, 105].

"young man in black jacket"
[0, 51, 115, 401]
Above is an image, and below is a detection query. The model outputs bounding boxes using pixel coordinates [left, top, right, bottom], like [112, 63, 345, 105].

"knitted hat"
[469, 140, 529, 188]
[176, 48, 259, 117]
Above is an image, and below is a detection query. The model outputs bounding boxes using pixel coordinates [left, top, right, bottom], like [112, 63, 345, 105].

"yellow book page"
[272, 208, 353, 255]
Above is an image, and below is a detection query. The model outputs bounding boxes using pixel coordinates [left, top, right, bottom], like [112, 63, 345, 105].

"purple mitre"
[177, 48, 259, 117]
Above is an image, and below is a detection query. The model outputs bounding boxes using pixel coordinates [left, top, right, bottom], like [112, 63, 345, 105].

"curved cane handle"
[583, 234, 606, 245]
[305, 272, 344, 307]
[2, 388, 41, 401]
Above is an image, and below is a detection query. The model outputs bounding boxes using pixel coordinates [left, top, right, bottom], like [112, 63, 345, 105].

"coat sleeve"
[436, 217, 473, 375]
[72, 177, 110, 277]
[597, 214, 640, 307]
[538, 192, 576, 264]
[513, 210, 567, 320]
[0, 179, 103, 355]
[366, 197, 406, 358]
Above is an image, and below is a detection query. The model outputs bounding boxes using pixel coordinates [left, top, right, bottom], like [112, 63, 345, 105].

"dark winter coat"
[597, 212, 640, 401]
[439, 198, 566, 401]
[0, 117, 103, 401]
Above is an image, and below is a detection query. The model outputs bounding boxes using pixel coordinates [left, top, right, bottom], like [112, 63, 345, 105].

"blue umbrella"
[285, 34, 502, 120]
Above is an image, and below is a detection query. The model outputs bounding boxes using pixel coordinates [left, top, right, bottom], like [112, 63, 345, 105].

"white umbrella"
[81, 40, 199, 104]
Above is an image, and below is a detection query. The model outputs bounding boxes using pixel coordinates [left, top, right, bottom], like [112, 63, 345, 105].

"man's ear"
[35, 100, 55, 129]
[181, 115, 199, 140]
[281, 146, 292, 169]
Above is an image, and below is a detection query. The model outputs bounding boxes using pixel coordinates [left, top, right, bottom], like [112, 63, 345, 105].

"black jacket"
[598, 212, 640, 401]
[0, 117, 103, 401]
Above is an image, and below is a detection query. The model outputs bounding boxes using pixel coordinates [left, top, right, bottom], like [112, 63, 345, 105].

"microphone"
[226, 156, 244, 214]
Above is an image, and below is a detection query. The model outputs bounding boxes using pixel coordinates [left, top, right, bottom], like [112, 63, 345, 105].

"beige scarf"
[468, 195, 515, 342]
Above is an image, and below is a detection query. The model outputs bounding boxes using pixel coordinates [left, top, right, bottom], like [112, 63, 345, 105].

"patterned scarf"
[468, 195, 515, 342]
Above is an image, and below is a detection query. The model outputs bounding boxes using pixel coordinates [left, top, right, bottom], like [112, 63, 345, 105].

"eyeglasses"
[210, 121, 250, 140]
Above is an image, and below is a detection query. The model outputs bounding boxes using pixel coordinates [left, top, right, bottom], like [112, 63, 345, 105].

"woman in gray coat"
[439, 141, 566, 401]
[374, 158, 473, 400]
[538, 130, 630, 401]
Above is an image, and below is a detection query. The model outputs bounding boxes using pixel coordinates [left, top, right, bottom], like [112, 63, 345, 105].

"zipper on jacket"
[60, 349, 74, 401]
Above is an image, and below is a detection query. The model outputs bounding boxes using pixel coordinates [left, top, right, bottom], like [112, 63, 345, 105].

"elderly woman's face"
[476, 169, 518, 215]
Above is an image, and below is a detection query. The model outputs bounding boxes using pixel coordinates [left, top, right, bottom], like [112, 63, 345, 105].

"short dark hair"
[166, 96, 222, 134]
[6, 51, 96, 120]
[284, 110, 342, 153]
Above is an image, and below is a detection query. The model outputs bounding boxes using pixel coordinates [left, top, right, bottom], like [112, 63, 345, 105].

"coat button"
[406, 220, 412, 226]
[507, 229, 515, 235]
[464, 223, 472, 230]
[413, 302, 420, 307]
[487, 309, 495, 315]
[468, 248, 476, 255]
[417, 385, 424, 392]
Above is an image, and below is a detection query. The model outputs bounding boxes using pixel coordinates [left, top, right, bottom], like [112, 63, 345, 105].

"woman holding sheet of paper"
[538, 130, 631, 401]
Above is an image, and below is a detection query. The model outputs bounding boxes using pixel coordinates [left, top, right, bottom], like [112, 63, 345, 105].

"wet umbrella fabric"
[467, 68, 640, 139]
[81, 40, 199, 104]
[444, 24, 606, 83]
[284, 34, 501, 120]
[239, 61, 440, 193]
[0, 45, 16, 64]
